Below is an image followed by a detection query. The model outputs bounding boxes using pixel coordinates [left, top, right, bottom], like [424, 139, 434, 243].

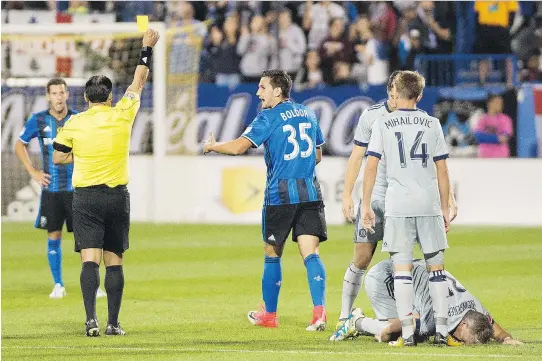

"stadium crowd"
[3, 1, 542, 88]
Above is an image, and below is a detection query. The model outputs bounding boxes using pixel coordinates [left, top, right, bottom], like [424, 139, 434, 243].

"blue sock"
[304, 253, 326, 307]
[262, 256, 282, 313]
[47, 238, 63, 286]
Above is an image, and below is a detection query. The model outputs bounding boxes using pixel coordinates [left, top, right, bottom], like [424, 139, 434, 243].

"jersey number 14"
[395, 131, 428, 168]
[283, 123, 313, 160]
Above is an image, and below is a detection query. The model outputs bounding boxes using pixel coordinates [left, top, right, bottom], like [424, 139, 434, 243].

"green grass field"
[2, 222, 541, 361]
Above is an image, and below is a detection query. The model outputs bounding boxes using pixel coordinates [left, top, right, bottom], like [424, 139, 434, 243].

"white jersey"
[354, 102, 393, 201]
[367, 108, 449, 216]
[411, 261, 492, 336]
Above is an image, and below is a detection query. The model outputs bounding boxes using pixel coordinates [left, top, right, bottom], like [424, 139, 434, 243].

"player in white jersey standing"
[330, 71, 457, 340]
[333, 259, 523, 346]
[362, 71, 451, 347]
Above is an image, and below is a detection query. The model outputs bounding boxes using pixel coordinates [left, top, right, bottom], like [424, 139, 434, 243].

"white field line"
[1, 345, 526, 358]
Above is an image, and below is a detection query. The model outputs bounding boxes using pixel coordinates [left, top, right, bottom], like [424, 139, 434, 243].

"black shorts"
[73, 185, 130, 254]
[262, 201, 327, 247]
[474, 25, 512, 54]
[34, 191, 73, 233]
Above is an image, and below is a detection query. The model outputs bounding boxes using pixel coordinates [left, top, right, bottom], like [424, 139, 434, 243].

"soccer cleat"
[85, 319, 100, 337]
[329, 308, 363, 341]
[306, 305, 327, 331]
[247, 306, 278, 328]
[49, 283, 66, 299]
[96, 287, 107, 299]
[389, 334, 417, 347]
[434, 332, 448, 346]
[105, 323, 126, 336]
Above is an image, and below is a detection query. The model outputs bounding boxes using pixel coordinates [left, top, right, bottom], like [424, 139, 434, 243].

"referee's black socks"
[80, 261, 99, 322]
[105, 265, 124, 326]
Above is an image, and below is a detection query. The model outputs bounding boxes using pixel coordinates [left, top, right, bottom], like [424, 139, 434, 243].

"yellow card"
[137, 15, 149, 33]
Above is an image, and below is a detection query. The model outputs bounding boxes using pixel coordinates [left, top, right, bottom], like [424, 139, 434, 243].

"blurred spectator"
[417, 1, 454, 54]
[4, 1, 54, 10]
[404, 29, 423, 70]
[474, 94, 513, 158]
[351, 16, 389, 85]
[332, 61, 356, 86]
[473, 1, 519, 86]
[520, 50, 542, 82]
[206, 1, 233, 28]
[369, 1, 397, 44]
[294, 50, 324, 91]
[237, 15, 277, 82]
[318, 17, 352, 84]
[168, 1, 207, 36]
[205, 17, 242, 89]
[278, 8, 306, 77]
[115, 1, 156, 22]
[302, 1, 347, 50]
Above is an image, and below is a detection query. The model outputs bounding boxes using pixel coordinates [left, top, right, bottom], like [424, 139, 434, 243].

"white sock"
[394, 270, 414, 339]
[340, 263, 365, 319]
[355, 317, 388, 336]
[429, 270, 449, 336]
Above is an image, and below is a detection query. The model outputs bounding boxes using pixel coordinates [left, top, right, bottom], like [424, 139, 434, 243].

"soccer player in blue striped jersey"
[14, 78, 107, 299]
[203, 70, 328, 331]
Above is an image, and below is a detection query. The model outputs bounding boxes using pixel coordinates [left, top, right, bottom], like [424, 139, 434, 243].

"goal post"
[0, 22, 174, 222]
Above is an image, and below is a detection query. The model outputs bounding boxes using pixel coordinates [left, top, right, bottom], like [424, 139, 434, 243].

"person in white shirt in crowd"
[303, 0, 347, 50]
[278, 8, 307, 77]
[294, 50, 325, 92]
[237, 15, 278, 83]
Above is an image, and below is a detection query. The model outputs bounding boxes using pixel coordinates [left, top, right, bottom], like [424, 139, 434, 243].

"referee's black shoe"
[105, 323, 126, 336]
[85, 319, 100, 337]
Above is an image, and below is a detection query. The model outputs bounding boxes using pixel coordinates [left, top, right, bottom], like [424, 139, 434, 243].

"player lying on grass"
[331, 259, 523, 346]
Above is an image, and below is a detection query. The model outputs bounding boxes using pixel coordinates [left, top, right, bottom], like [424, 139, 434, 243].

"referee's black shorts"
[73, 185, 130, 254]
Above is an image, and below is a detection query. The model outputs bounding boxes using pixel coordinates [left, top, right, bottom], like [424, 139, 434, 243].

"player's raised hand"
[143, 28, 160, 47]
[361, 206, 375, 234]
[31, 169, 51, 187]
[202, 132, 216, 155]
[342, 196, 355, 223]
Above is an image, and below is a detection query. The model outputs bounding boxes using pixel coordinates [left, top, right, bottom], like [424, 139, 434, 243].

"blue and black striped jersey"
[242, 101, 325, 206]
[19, 109, 78, 192]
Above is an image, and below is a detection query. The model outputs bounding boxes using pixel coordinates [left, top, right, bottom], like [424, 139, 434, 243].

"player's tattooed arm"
[493, 322, 523, 345]
[449, 185, 458, 222]
[342, 144, 366, 222]
[361, 155, 379, 233]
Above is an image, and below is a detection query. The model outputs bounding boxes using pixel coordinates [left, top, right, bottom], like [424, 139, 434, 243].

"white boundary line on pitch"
[2, 345, 525, 358]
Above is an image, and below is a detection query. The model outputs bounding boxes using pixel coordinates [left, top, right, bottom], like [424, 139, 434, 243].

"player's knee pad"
[424, 250, 444, 266]
[390, 252, 413, 266]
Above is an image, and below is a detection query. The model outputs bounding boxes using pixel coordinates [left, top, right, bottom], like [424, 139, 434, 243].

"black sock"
[105, 265, 124, 326]
[80, 261, 99, 322]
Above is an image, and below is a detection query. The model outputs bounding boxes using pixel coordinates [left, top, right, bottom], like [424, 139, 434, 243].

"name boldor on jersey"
[353, 102, 392, 200]
[367, 109, 449, 217]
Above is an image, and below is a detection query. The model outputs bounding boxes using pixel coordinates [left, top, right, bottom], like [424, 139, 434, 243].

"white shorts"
[382, 216, 448, 254]
[364, 261, 398, 320]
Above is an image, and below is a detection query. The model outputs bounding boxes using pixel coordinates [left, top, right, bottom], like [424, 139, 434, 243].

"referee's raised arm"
[126, 29, 160, 96]
[51, 28, 161, 337]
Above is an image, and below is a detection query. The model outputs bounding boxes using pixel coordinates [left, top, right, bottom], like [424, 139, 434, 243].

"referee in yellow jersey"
[52, 28, 159, 337]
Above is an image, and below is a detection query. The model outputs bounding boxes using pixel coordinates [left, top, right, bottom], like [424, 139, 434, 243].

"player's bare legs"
[47, 230, 65, 298]
[80, 248, 102, 336]
[298, 235, 327, 331]
[103, 251, 126, 335]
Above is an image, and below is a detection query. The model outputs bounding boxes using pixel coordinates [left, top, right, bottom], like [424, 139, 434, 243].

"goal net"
[1, 22, 204, 221]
